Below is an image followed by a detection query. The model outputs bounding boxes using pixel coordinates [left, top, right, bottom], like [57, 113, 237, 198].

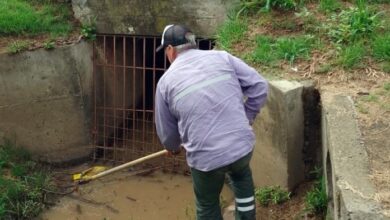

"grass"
[325, 3, 382, 44]
[251, 35, 314, 65]
[255, 186, 291, 206]
[0, 139, 53, 219]
[360, 94, 379, 102]
[272, 20, 299, 31]
[372, 34, 390, 61]
[0, 0, 72, 37]
[338, 43, 366, 69]
[319, 0, 342, 13]
[215, 19, 248, 51]
[7, 40, 31, 54]
[80, 23, 97, 41]
[384, 82, 390, 91]
[305, 175, 327, 215]
[356, 102, 369, 113]
[43, 40, 55, 50]
[236, 0, 298, 18]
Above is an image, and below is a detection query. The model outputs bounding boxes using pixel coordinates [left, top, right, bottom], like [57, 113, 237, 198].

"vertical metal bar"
[123, 37, 126, 158]
[132, 37, 136, 159]
[113, 36, 117, 162]
[142, 37, 146, 154]
[93, 39, 97, 160]
[103, 36, 106, 161]
[152, 37, 156, 152]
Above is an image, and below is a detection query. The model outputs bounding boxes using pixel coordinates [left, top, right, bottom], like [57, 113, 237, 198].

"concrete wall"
[251, 80, 305, 190]
[71, 0, 239, 37]
[0, 42, 93, 163]
[321, 93, 388, 219]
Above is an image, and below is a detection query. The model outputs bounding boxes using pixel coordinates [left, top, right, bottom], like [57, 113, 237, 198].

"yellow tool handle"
[80, 149, 168, 183]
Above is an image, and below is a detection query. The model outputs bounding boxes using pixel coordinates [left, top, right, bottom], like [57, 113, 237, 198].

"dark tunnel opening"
[92, 34, 214, 168]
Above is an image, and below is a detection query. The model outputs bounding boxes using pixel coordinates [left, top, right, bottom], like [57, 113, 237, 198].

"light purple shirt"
[155, 49, 268, 171]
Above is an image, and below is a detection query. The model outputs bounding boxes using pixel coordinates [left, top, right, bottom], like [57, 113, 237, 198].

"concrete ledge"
[321, 93, 388, 220]
[251, 80, 305, 190]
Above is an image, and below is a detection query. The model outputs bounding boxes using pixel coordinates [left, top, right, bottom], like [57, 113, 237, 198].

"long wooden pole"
[80, 149, 168, 183]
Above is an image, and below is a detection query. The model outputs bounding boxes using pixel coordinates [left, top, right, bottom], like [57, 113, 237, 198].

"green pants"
[190, 152, 256, 220]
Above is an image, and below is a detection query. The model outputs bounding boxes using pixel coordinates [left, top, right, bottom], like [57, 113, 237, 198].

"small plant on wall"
[7, 41, 31, 54]
[80, 17, 97, 41]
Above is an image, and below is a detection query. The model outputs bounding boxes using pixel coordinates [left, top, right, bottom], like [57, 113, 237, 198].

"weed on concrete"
[7, 40, 31, 54]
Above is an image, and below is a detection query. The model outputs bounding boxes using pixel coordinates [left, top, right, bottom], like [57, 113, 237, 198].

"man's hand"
[167, 147, 183, 157]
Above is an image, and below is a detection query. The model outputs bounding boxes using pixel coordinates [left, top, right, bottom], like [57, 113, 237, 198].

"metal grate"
[92, 34, 213, 172]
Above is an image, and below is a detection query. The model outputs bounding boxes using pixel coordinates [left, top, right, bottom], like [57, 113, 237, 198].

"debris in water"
[105, 204, 120, 213]
[126, 196, 137, 202]
[76, 204, 82, 214]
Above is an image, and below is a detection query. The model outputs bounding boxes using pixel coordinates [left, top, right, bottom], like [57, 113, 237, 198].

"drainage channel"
[40, 35, 227, 220]
[40, 35, 326, 219]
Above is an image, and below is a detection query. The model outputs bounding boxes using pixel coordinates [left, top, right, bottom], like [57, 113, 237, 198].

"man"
[155, 24, 268, 220]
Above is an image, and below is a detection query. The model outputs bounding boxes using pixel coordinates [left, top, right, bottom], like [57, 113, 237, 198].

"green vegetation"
[43, 40, 55, 50]
[216, 0, 390, 73]
[237, 0, 298, 17]
[215, 19, 247, 51]
[338, 43, 365, 69]
[0, 0, 72, 37]
[372, 34, 390, 61]
[304, 167, 327, 215]
[0, 139, 53, 219]
[384, 82, 390, 91]
[325, 4, 382, 44]
[7, 41, 31, 54]
[319, 0, 342, 13]
[255, 186, 291, 206]
[360, 94, 379, 102]
[81, 23, 97, 41]
[252, 35, 314, 64]
[305, 175, 327, 215]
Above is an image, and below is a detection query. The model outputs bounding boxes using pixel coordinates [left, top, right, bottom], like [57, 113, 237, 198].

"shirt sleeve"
[154, 85, 181, 151]
[227, 53, 268, 125]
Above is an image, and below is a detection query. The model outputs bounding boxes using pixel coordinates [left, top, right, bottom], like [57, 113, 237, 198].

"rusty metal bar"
[93, 34, 213, 171]
[142, 38, 146, 152]
[113, 36, 117, 162]
[123, 37, 126, 158]
[152, 38, 156, 153]
[93, 39, 97, 160]
[103, 36, 106, 160]
[132, 37, 136, 160]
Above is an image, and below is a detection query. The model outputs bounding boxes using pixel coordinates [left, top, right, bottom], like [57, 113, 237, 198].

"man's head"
[156, 24, 197, 63]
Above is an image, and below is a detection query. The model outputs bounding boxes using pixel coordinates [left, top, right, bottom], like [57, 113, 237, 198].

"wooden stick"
[80, 149, 167, 183]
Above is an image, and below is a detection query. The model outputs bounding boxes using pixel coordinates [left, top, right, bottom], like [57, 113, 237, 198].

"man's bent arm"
[228, 53, 268, 124]
[155, 87, 181, 151]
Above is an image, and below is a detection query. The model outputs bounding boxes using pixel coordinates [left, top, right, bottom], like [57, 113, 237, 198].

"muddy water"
[40, 171, 234, 220]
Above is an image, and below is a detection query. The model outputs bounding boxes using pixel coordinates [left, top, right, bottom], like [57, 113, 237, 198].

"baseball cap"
[156, 24, 193, 52]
